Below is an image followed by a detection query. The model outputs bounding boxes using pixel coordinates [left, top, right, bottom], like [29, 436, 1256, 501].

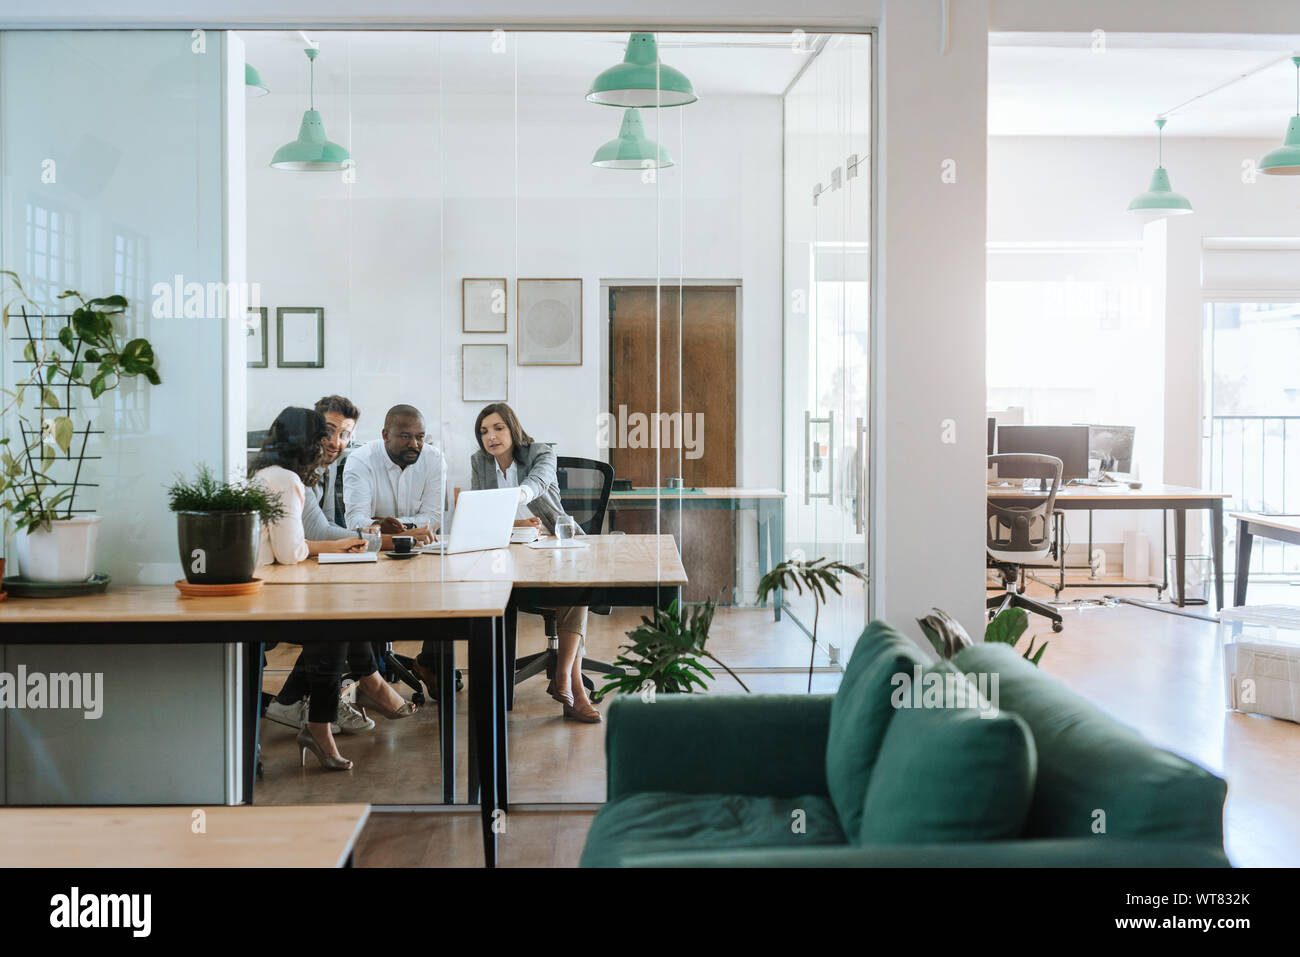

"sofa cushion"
[859, 700, 1037, 844]
[578, 792, 845, 868]
[952, 643, 1227, 845]
[825, 620, 929, 842]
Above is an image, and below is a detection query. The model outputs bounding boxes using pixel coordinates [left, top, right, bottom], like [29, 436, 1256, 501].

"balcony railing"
[1207, 415, 1300, 578]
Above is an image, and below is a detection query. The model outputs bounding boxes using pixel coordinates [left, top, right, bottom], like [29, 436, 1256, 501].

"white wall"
[246, 85, 783, 496]
[874, 0, 990, 639]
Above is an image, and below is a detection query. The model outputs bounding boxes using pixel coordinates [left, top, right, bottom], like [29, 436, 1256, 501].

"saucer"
[383, 550, 421, 560]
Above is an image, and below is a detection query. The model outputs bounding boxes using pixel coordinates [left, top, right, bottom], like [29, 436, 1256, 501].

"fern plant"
[757, 556, 867, 692]
[167, 464, 285, 525]
[597, 598, 748, 699]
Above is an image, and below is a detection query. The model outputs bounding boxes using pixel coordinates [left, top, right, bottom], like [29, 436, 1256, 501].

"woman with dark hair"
[253, 406, 418, 771]
[471, 402, 600, 723]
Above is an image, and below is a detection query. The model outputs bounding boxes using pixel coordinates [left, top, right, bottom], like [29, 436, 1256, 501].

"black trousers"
[276, 642, 381, 723]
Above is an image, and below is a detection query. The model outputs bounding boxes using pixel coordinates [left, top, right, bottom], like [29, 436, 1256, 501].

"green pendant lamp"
[587, 33, 697, 107]
[1259, 56, 1300, 175]
[1128, 118, 1193, 220]
[271, 48, 351, 171]
[245, 62, 269, 98]
[591, 108, 673, 169]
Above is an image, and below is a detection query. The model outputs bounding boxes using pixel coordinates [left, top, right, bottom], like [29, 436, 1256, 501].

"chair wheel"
[1052, 621, 1063, 633]
[455, 670, 465, 692]
[256, 759, 264, 780]
[411, 691, 426, 706]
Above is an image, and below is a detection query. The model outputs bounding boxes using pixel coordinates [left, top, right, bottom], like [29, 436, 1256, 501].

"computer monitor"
[1084, 424, 1135, 473]
[995, 425, 1091, 481]
[987, 417, 997, 456]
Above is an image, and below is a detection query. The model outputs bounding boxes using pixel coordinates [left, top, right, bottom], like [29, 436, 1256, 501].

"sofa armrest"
[619, 839, 1231, 868]
[605, 694, 834, 801]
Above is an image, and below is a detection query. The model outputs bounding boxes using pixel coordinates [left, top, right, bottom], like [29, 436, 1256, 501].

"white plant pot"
[12, 515, 101, 582]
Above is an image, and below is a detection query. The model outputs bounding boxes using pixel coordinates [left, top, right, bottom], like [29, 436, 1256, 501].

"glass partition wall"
[0, 28, 871, 813]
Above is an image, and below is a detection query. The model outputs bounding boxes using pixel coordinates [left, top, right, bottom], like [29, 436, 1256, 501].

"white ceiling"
[240, 30, 818, 99]
[990, 32, 1300, 137]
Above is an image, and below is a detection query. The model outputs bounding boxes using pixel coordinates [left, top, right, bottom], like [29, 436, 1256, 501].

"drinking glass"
[361, 529, 382, 552]
[555, 517, 577, 544]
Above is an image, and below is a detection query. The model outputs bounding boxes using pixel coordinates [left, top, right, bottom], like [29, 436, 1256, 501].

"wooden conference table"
[1230, 512, 1300, 606]
[987, 483, 1231, 608]
[0, 804, 370, 868]
[259, 534, 688, 826]
[0, 581, 511, 866]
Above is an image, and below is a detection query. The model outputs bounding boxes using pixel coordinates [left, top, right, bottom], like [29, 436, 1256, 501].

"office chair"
[986, 453, 1064, 633]
[510, 457, 623, 704]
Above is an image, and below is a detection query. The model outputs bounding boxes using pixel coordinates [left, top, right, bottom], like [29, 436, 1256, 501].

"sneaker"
[264, 697, 343, 734]
[336, 698, 375, 735]
[264, 698, 308, 730]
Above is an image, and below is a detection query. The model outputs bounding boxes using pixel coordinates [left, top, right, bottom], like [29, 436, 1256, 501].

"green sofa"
[579, 621, 1229, 867]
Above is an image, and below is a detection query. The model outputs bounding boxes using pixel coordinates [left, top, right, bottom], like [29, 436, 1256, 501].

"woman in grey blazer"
[472, 403, 600, 723]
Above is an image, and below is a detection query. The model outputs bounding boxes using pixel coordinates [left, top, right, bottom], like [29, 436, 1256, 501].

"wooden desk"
[0, 581, 511, 868]
[0, 804, 369, 867]
[1230, 512, 1300, 606]
[262, 535, 686, 814]
[987, 483, 1230, 608]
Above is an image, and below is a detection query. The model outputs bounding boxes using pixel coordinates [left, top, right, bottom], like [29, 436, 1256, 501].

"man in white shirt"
[343, 404, 443, 542]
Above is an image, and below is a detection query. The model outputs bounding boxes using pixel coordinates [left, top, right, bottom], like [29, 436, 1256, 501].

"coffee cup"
[393, 535, 414, 554]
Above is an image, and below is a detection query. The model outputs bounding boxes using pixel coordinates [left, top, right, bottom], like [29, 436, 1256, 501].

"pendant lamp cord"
[310, 55, 315, 111]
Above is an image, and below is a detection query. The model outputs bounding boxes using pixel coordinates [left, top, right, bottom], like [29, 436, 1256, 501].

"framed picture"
[462, 277, 508, 333]
[277, 307, 324, 368]
[246, 307, 268, 368]
[462, 344, 508, 402]
[517, 278, 582, 365]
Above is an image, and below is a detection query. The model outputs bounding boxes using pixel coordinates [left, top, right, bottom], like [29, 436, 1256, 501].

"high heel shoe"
[355, 687, 418, 720]
[546, 678, 574, 708]
[563, 700, 602, 724]
[297, 727, 353, 771]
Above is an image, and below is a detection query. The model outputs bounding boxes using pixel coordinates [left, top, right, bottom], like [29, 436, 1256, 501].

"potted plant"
[917, 606, 1049, 666]
[758, 556, 868, 692]
[597, 598, 748, 699]
[0, 272, 161, 582]
[167, 464, 284, 585]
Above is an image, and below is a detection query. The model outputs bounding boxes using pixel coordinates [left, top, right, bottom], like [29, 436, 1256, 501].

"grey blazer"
[470, 442, 582, 536]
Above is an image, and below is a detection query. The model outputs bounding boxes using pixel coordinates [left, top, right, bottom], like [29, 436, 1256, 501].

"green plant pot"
[176, 511, 260, 584]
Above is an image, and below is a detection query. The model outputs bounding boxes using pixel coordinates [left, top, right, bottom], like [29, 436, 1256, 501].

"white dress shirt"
[493, 458, 535, 519]
[343, 438, 445, 532]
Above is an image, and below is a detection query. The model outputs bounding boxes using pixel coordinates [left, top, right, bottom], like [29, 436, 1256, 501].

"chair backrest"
[986, 453, 1061, 564]
[556, 456, 614, 535]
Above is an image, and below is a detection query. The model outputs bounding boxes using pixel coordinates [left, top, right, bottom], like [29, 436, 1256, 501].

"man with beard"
[343, 404, 443, 543]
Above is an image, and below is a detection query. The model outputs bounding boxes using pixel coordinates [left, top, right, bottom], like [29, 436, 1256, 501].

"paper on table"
[317, 552, 379, 564]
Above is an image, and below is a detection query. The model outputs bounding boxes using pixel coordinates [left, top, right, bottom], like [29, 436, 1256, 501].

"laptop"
[422, 487, 519, 554]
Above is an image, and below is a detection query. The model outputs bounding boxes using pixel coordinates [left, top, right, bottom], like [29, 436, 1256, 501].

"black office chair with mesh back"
[987, 452, 1064, 632]
[511, 456, 623, 702]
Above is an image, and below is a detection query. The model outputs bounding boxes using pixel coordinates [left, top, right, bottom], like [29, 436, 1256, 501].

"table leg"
[438, 640, 455, 804]
[495, 615, 509, 814]
[504, 599, 518, 712]
[757, 500, 770, 609]
[467, 615, 498, 868]
[773, 502, 785, 622]
[1212, 502, 1225, 610]
[1234, 519, 1253, 607]
[1174, 508, 1187, 607]
[242, 641, 264, 805]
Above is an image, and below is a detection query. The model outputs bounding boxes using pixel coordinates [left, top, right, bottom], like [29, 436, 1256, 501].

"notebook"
[317, 552, 379, 564]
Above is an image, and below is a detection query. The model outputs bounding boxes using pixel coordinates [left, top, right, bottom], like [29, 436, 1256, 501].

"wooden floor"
[260, 582, 1300, 867]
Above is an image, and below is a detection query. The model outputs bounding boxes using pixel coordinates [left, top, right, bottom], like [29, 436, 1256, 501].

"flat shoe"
[563, 702, 602, 724]
[546, 679, 574, 708]
[356, 688, 418, 720]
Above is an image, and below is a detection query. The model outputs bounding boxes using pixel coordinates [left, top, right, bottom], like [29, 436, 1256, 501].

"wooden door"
[609, 285, 737, 602]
